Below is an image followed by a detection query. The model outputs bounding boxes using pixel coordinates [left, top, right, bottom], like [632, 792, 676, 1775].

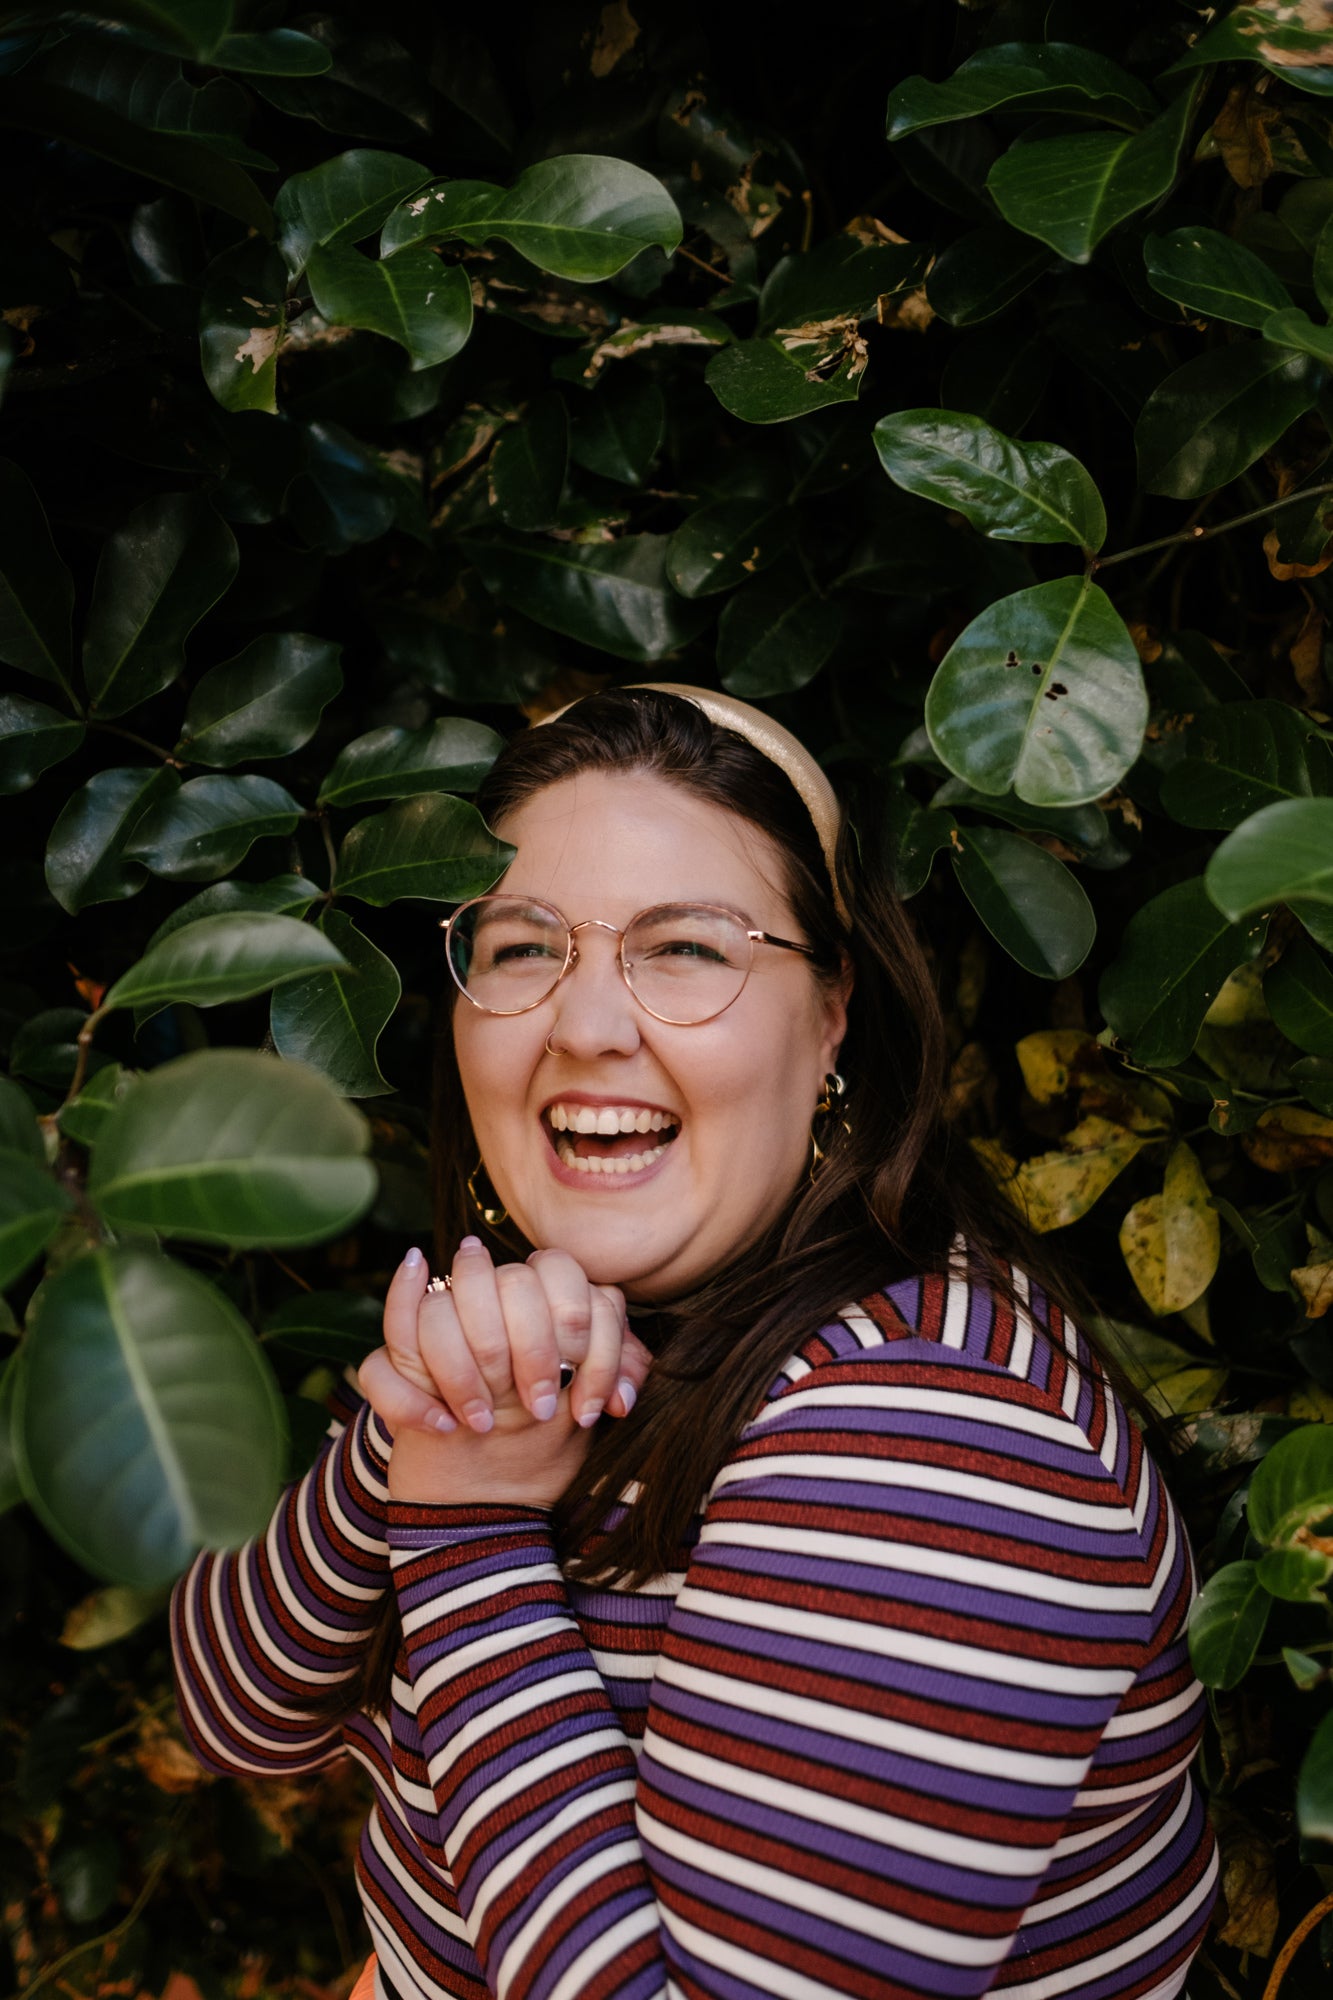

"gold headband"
[535, 681, 850, 930]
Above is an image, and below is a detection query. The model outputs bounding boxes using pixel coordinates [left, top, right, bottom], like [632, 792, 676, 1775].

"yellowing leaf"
[1243, 1104, 1333, 1172]
[1288, 1379, 1333, 1421]
[1012, 1116, 1148, 1233]
[1100, 1317, 1229, 1420]
[1204, 958, 1270, 1027]
[1292, 1260, 1333, 1317]
[60, 1583, 164, 1650]
[1016, 1028, 1099, 1103]
[1120, 1141, 1221, 1316]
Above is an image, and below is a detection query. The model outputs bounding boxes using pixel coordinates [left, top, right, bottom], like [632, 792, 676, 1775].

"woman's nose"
[546, 934, 641, 1058]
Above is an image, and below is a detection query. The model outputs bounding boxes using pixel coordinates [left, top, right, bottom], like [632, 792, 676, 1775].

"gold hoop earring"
[466, 1159, 509, 1228]
[809, 1072, 850, 1182]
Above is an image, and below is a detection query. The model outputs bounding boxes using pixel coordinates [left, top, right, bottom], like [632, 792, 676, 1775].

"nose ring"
[545, 1030, 560, 1056]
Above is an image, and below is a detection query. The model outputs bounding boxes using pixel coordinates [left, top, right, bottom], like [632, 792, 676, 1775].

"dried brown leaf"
[589, 0, 640, 77]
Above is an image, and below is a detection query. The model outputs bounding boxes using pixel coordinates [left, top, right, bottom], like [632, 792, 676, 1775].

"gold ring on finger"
[426, 1273, 452, 1293]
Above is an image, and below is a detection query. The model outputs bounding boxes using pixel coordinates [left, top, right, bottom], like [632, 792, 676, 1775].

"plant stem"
[317, 809, 338, 892]
[24, 1836, 175, 1997]
[1262, 1887, 1333, 2000]
[62, 1003, 110, 1109]
[1090, 478, 1333, 574]
[89, 719, 185, 767]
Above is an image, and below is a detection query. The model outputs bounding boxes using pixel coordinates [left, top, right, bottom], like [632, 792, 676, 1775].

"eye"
[491, 939, 561, 963]
[646, 937, 729, 963]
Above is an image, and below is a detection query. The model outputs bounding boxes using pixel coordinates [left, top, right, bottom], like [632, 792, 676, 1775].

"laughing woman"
[171, 686, 1217, 2000]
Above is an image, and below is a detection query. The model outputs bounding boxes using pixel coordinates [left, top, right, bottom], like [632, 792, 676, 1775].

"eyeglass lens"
[448, 898, 754, 1024]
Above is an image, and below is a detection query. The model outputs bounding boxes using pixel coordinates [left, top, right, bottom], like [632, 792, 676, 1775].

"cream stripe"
[996, 1850, 1217, 1997]
[497, 1837, 642, 1990]
[411, 1614, 573, 1703]
[469, 1780, 638, 1930]
[1029, 1781, 1193, 1921]
[711, 1450, 1136, 1534]
[547, 1902, 660, 2000]
[445, 1730, 629, 1853]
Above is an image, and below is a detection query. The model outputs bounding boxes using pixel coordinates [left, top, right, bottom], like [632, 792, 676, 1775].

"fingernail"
[463, 1402, 494, 1434]
[403, 1246, 424, 1270]
[531, 1386, 557, 1422]
[459, 1235, 483, 1252]
[577, 1401, 604, 1429]
[616, 1378, 637, 1415]
[424, 1409, 456, 1433]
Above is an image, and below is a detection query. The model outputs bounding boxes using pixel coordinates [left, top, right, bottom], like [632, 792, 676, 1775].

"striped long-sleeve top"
[171, 1259, 1218, 2000]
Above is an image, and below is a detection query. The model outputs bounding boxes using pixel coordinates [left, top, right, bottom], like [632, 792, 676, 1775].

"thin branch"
[24, 1836, 176, 1998]
[88, 719, 185, 767]
[61, 1004, 110, 1110]
[1090, 478, 1333, 574]
[316, 809, 339, 893]
[1261, 1888, 1333, 2000]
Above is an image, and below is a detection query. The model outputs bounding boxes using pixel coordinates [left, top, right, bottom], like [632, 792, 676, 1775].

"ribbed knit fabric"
[171, 1259, 1217, 2000]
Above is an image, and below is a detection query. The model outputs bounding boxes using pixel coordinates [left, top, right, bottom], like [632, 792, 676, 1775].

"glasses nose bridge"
[561, 916, 635, 1004]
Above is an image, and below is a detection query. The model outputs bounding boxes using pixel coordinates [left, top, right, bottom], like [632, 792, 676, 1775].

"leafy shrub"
[5, 0, 1333, 1991]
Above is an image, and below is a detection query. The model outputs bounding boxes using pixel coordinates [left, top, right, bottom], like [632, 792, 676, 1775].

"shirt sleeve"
[171, 1392, 395, 1775]
[385, 1344, 1205, 2000]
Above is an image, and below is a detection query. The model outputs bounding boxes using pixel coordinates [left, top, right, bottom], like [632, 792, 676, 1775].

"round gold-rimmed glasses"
[442, 894, 817, 1027]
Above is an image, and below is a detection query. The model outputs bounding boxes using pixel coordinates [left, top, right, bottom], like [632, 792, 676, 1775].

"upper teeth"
[547, 1104, 677, 1135]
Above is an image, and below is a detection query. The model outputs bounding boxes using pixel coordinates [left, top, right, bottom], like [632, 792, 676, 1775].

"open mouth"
[542, 1100, 680, 1177]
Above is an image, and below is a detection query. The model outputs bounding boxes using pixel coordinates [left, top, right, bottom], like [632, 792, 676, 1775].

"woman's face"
[453, 771, 849, 1302]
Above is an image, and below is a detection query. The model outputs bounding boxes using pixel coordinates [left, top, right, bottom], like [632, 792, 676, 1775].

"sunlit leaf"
[317, 718, 502, 808]
[1011, 1116, 1148, 1232]
[104, 913, 348, 1015]
[874, 409, 1106, 549]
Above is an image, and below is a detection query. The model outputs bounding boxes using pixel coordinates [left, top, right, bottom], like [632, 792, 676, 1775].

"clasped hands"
[360, 1237, 653, 1507]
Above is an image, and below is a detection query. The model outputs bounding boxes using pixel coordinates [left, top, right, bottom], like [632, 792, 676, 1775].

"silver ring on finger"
[558, 1359, 576, 1390]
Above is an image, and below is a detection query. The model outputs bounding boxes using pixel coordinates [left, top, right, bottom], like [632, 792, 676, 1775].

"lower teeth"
[556, 1140, 668, 1175]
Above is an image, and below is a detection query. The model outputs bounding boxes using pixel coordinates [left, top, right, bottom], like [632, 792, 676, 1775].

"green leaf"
[0, 1074, 45, 1164]
[82, 493, 238, 718]
[666, 499, 794, 598]
[178, 633, 342, 766]
[270, 910, 399, 1097]
[1207, 799, 1333, 919]
[305, 242, 473, 371]
[14, 1246, 286, 1587]
[1292, 1056, 1333, 1116]
[0, 694, 83, 796]
[209, 30, 332, 75]
[380, 155, 682, 280]
[1143, 227, 1294, 329]
[59, 1064, 139, 1149]
[317, 718, 503, 808]
[951, 827, 1094, 979]
[74, 0, 234, 60]
[125, 773, 303, 883]
[566, 371, 664, 486]
[756, 236, 928, 334]
[0, 1153, 71, 1291]
[1298, 1712, 1333, 1843]
[1160, 701, 1333, 831]
[924, 576, 1146, 807]
[199, 237, 288, 416]
[874, 409, 1105, 550]
[1256, 1546, 1333, 1603]
[0, 1357, 20, 1516]
[1315, 213, 1333, 319]
[0, 460, 75, 694]
[335, 794, 513, 906]
[1262, 307, 1333, 365]
[987, 92, 1195, 265]
[40, 38, 271, 170]
[44, 765, 179, 916]
[1248, 1424, 1333, 1545]
[489, 394, 569, 532]
[718, 572, 846, 699]
[1187, 1561, 1271, 1690]
[10, 1010, 111, 1097]
[883, 788, 957, 898]
[926, 226, 1054, 328]
[275, 147, 430, 277]
[1267, 936, 1333, 1058]
[1136, 342, 1321, 499]
[88, 1049, 376, 1248]
[705, 335, 866, 424]
[0, 77, 271, 236]
[262, 1288, 382, 1366]
[468, 532, 713, 661]
[104, 913, 348, 1015]
[145, 875, 321, 952]
[1099, 878, 1267, 1068]
[886, 43, 1155, 140]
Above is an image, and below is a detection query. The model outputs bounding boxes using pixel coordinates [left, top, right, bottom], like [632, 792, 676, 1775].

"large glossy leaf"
[1249, 1426, 1333, 1546]
[924, 576, 1146, 807]
[14, 1247, 286, 1587]
[178, 634, 342, 766]
[210, 29, 332, 74]
[666, 499, 794, 598]
[82, 493, 239, 718]
[1188, 1561, 1271, 1690]
[1136, 343, 1321, 498]
[126, 774, 303, 883]
[951, 827, 1095, 979]
[270, 910, 399, 1097]
[756, 237, 928, 335]
[1160, 700, 1333, 831]
[1266, 935, 1333, 1059]
[198, 237, 288, 416]
[0, 461, 75, 695]
[39, 38, 271, 170]
[44, 766, 179, 916]
[1298, 1713, 1333, 1844]
[0, 694, 83, 796]
[305, 242, 473, 370]
[566, 370, 665, 486]
[1099, 878, 1267, 1067]
[886, 43, 1155, 140]
[0, 1153, 71, 1291]
[104, 913, 348, 1015]
[926, 226, 1054, 327]
[1143, 227, 1294, 329]
[987, 92, 1195, 264]
[1263, 308, 1333, 366]
[275, 147, 430, 277]
[146, 875, 321, 951]
[1207, 799, 1333, 918]
[705, 335, 866, 423]
[317, 718, 503, 808]
[717, 572, 846, 698]
[488, 395, 568, 532]
[874, 410, 1105, 550]
[335, 794, 513, 905]
[68, 0, 234, 59]
[468, 533, 713, 661]
[88, 1049, 376, 1247]
[380, 155, 682, 279]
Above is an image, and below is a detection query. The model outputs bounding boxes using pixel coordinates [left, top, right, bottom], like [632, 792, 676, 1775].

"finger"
[570, 1284, 628, 1429]
[359, 1345, 457, 1437]
[494, 1261, 560, 1422]
[607, 1321, 653, 1419]
[525, 1248, 595, 1419]
[382, 1247, 439, 1400]
[418, 1280, 501, 1436]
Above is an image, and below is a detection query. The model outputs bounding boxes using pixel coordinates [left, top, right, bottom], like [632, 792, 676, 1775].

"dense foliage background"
[7, 0, 1333, 1992]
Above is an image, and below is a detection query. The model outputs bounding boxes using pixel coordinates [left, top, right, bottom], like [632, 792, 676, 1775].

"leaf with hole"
[951, 826, 1095, 979]
[1100, 879, 1268, 1068]
[1143, 226, 1294, 328]
[1207, 799, 1333, 919]
[0, 694, 83, 797]
[874, 409, 1106, 549]
[318, 718, 503, 808]
[13, 1247, 286, 1587]
[88, 1048, 376, 1248]
[305, 241, 473, 371]
[275, 147, 430, 277]
[126, 774, 303, 884]
[666, 499, 794, 598]
[1188, 1561, 1271, 1690]
[336, 794, 513, 906]
[82, 493, 238, 718]
[179, 634, 342, 766]
[757, 236, 928, 335]
[925, 575, 1146, 807]
[270, 910, 399, 1097]
[199, 237, 289, 416]
[104, 913, 348, 1016]
[1136, 342, 1321, 499]
[706, 335, 866, 424]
